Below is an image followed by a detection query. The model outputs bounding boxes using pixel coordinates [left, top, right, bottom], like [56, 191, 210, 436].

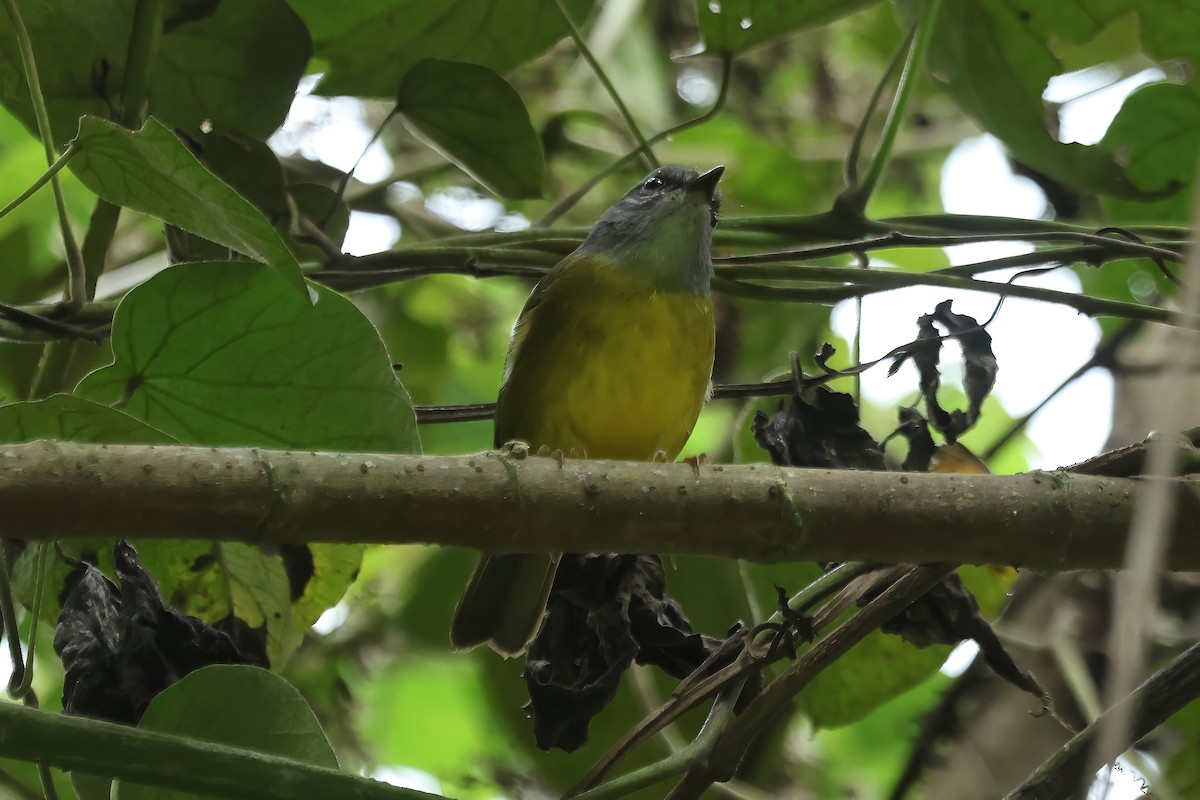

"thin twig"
[413, 378, 797, 423]
[78, 0, 166, 300]
[537, 55, 733, 227]
[838, 0, 942, 212]
[570, 679, 747, 800]
[553, 0, 655, 170]
[0, 142, 77, 222]
[844, 21, 917, 187]
[712, 267, 1193, 330]
[8, 543, 48, 700]
[573, 562, 876, 793]
[671, 566, 956, 797]
[332, 108, 398, 222]
[0, 302, 104, 343]
[0, 544, 25, 695]
[717, 230, 1183, 267]
[0, 0, 86, 310]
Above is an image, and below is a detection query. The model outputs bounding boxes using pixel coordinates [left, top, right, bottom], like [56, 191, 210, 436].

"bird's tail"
[450, 553, 559, 657]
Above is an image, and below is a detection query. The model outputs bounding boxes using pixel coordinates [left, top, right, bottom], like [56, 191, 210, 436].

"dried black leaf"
[524, 555, 749, 752]
[752, 384, 885, 471]
[53, 541, 256, 723]
[890, 300, 997, 442]
[893, 406, 937, 472]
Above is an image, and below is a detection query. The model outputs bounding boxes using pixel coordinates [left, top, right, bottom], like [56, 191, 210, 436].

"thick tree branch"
[3, 442, 1200, 569]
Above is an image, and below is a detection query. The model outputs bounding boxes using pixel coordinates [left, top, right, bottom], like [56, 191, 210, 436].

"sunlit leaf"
[69, 117, 303, 291]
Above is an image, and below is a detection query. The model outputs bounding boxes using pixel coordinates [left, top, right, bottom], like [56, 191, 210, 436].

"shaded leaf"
[1166, 697, 1200, 796]
[290, 0, 596, 97]
[396, 59, 544, 199]
[0, 0, 308, 145]
[1100, 83, 1200, 224]
[895, 0, 1163, 199]
[288, 183, 351, 260]
[122, 664, 337, 800]
[69, 117, 303, 290]
[186, 127, 290, 226]
[151, 0, 310, 139]
[697, 0, 878, 53]
[0, 394, 174, 444]
[129, 539, 355, 670]
[72, 772, 114, 800]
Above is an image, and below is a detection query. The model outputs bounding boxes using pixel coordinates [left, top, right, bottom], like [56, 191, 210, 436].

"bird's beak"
[687, 165, 725, 202]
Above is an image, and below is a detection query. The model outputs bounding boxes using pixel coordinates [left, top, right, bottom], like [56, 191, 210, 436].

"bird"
[449, 164, 724, 657]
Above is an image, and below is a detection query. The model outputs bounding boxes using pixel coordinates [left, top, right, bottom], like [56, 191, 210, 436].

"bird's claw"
[682, 453, 709, 477]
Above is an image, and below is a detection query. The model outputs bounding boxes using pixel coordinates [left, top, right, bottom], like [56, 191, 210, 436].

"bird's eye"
[643, 176, 665, 191]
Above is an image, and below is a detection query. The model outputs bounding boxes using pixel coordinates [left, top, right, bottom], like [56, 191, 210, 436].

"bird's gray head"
[576, 165, 724, 294]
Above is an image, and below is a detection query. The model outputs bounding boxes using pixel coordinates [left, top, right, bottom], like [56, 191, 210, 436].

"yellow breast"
[495, 255, 715, 461]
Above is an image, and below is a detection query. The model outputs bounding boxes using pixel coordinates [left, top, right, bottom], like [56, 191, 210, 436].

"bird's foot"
[682, 453, 710, 477]
[536, 445, 568, 468]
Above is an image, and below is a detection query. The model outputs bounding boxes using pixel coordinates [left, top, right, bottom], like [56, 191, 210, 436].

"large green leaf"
[896, 0, 1188, 200]
[75, 261, 418, 452]
[289, 0, 596, 97]
[697, 0, 878, 53]
[150, 0, 310, 139]
[120, 665, 337, 800]
[0, 0, 309, 145]
[396, 60, 544, 199]
[0, 394, 174, 444]
[69, 116, 303, 291]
